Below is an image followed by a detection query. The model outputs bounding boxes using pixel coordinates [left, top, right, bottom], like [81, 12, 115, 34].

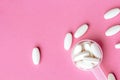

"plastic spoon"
[71, 40, 107, 80]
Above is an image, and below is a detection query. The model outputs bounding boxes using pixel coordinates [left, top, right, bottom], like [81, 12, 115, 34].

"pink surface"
[0, 0, 120, 80]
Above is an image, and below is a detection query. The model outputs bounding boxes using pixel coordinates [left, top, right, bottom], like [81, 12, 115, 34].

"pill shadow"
[34, 45, 42, 63]
[113, 73, 117, 80]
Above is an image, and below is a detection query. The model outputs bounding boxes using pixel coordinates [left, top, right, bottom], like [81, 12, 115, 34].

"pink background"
[0, 0, 120, 80]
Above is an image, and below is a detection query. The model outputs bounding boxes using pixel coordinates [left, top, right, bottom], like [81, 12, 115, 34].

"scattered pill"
[32, 47, 40, 65]
[105, 25, 120, 36]
[74, 24, 88, 38]
[108, 73, 116, 80]
[115, 43, 120, 49]
[104, 8, 120, 19]
[64, 33, 72, 50]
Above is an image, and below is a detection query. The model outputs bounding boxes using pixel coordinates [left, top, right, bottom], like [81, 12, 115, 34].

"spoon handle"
[91, 66, 107, 80]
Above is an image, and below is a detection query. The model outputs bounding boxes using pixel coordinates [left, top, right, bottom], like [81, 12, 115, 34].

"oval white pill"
[115, 43, 120, 49]
[91, 43, 102, 58]
[108, 73, 116, 80]
[105, 25, 120, 36]
[83, 43, 91, 52]
[83, 60, 96, 68]
[73, 44, 82, 56]
[32, 47, 40, 65]
[104, 8, 120, 19]
[74, 24, 88, 38]
[73, 51, 89, 61]
[76, 61, 94, 70]
[76, 61, 87, 69]
[64, 33, 72, 50]
[83, 57, 100, 64]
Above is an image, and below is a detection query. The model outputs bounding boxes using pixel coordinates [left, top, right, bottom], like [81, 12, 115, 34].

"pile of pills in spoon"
[71, 40, 102, 70]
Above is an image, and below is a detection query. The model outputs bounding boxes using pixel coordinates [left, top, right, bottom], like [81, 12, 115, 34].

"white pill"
[104, 8, 120, 19]
[108, 73, 116, 80]
[91, 43, 102, 58]
[64, 33, 72, 50]
[115, 43, 120, 49]
[74, 24, 88, 38]
[83, 57, 100, 64]
[32, 47, 40, 65]
[83, 60, 95, 68]
[76, 60, 94, 70]
[76, 61, 87, 69]
[105, 25, 120, 36]
[73, 51, 89, 61]
[83, 43, 91, 52]
[72, 45, 82, 56]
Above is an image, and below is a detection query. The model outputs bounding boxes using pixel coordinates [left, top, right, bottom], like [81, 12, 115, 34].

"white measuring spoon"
[71, 40, 107, 80]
